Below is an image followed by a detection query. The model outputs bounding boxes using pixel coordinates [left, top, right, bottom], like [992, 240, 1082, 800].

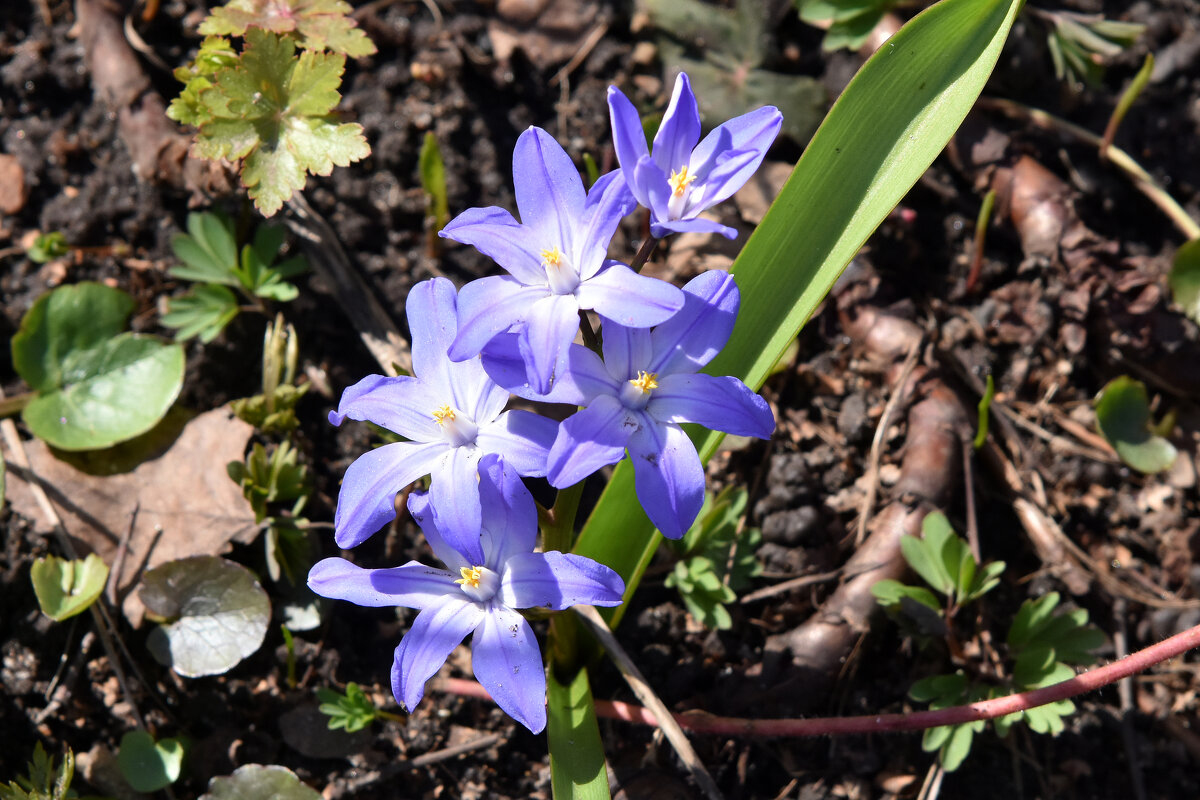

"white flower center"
[667, 166, 697, 219]
[455, 565, 500, 603]
[541, 245, 581, 295]
[432, 404, 478, 447]
[619, 370, 657, 410]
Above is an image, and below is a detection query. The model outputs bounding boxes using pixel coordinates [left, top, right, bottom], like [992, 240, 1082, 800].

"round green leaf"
[12, 282, 134, 393]
[1169, 238, 1200, 322]
[1095, 376, 1177, 474]
[30, 553, 110, 621]
[200, 765, 320, 800]
[141, 556, 271, 678]
[21, 332, 185, 450]
[118, 730, 184, 793]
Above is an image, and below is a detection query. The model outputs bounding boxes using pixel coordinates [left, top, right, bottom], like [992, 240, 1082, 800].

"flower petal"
[599, 320, 652, 383]
[308, 557, 456, 609]
[439, 206, 545, 285]
[652, 72, 702, 173]
[476, 454, 538, 567]
[627, 419, 705, 539]
[449, 275, 548, 362]
[689, 105, 783, 185]
[650, 215, 738, 240]
[334, 441, 445, 548]
[406, 277, 458, 390]
[471, 606, 547, 733]
[481, 335, 617, 405]
[632, 155, 672, 223]
[476, 409, 557, 477]
[577, 263, 684, 328]
[513, 127, 586, 254]
[518, 293, 580, 394]
[573, 169, 637, 281]
[328, 374, 442, 441]
[429, 446, 485, 565]
[407, 490, 470, 572]
[649, 373, 774, 438]
[607, 85, 651, 202]
[650, 270, 740, 375]
[547, 394, 639, 488]
[500, 551, 625, 611]
[685, 147, 762, 218]
[391, 596, 483, 711]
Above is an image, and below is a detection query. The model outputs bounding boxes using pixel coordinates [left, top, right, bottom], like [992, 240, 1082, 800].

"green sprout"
[316, 682, 402, 732]
[0, 744, 81, 800]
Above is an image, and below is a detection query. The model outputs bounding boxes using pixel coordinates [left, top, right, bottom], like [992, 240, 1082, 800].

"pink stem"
[432, 623, 1200, 736]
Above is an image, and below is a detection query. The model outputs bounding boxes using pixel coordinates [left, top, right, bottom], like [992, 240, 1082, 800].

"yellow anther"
[432, 404, 456, 425]
[455, 566, 484, 588]
[630, 370, 659, 393]
[668, 166, 696, 197]
[540, 246, 563, 268]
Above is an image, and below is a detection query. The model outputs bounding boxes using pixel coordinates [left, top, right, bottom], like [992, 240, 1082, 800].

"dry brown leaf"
[5, 406, 258, 625]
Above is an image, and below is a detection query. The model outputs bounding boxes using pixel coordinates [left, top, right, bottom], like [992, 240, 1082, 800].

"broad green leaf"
[547, 668, 610, 800]
[1007, 592, 1060, 648]
[1094, 375, 1177, 473]
[141, 556, 271, 677]
[161, 284, 240, 343]
[12, 282, 134, 392]
[117, 731, 184, 793]
[30, 554, 109, 621]
[798, 0, 888, 25]
[573, 0, 1024, 627]
[871, 579, 942, 613]
[1170, 239, 1200, 322]
[200, 765, 320, 800]
[22, 332, 185, 451]
[823, 9, 887, 52]
[900, 534, 953, 596]
[194, 29, 369, 216]
[201, 0, 376, 58]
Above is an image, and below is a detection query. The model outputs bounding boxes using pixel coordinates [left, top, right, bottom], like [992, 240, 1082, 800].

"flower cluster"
[310, 72, 781, 732]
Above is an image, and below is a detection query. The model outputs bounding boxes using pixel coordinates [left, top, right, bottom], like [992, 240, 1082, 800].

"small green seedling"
[664, 486, 762, 629]
[1168, 238, 1200, 324]
[227, 440, 312, 584]
[30, 554, 109, 621]
[974, 373, 995, 450]
[161, 212, 308, 342]
[419, 131, 449, 235]
[1094, 375, 1177, 474]
[1035, 8, 1144, 88]
[316, 682, 401, 731]
[26, 232, 69, 264]
[0, 743, 80, 800]
[798, 0, 895, 52]
[117, 731, 184, 794]
[230, 314, 309, 434]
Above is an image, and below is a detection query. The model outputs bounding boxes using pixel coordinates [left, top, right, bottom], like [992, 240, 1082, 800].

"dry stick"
[977, 97, 1200, 241]
[855, 337, 922, 547]
[335, 734, 503, 795]
[433, 622, 1200, 736]
[739, 566, 851, 605]
[573, 604, 725, 800]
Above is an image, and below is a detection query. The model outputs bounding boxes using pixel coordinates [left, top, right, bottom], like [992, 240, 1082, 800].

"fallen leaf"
[0, 153, 27, 216]
[5, 406, 258, 625]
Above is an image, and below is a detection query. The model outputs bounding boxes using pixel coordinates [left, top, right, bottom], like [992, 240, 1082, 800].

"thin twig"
[961, 439, 981, 563]
[550, 22, 609, 88]
[629, 236, 659, 273]
[573, 605, 725, 800]
[738, 567, 847, 604]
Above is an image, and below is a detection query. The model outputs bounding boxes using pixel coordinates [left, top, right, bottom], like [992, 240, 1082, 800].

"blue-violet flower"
[439, 126, 685, 394]
[327, 277, 558, 551]
[308, 456, 625, 733]
[608, 72, 783, 239]
[483, 270, 775, 538]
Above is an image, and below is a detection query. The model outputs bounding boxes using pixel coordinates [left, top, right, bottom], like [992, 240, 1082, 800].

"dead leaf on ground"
[5, 406, 258, 626]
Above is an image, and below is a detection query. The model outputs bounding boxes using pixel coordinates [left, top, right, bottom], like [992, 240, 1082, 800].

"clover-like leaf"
[1094, 375, 1177, 474]
[193, 29, 369, 216]
[141, 556, 271, 677]
[118, 731, 184, 793]
[30, 554, 110, 621]
[201, 0, 376, 58]
[12, 283, 185, 451]
[200, 765, 320, 800]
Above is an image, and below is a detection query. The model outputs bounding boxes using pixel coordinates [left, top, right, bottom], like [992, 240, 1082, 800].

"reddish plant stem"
[433, 622, 1200, 736]
[628, 235, 658, 273]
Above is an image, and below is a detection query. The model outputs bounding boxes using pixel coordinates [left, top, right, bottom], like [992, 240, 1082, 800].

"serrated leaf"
[30, 554, 109, 621]
[200, 765, 320, 800]
[169, 37, 239, 126]
[141, 556, 271, 677]
[1012, 645, 1057, 687]
[1008, 592, 1060, 648]
[171, 211, 240, 285]
[162, 284, 240, 343]
[201, 0, 376, 58]
[194, 30, 369, 216]
[1095, 376, 1177, 474]
[118, 731, 184, 793]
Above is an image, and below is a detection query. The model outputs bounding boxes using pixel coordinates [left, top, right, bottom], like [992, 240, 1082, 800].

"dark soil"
[4, 0, 1200, 798]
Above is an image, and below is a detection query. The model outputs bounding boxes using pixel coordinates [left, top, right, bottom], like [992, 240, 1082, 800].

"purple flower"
[327, 277, 558, 551]
[308, 456, 625, 733]
[608, 72, 783, 240]
[438, 126, 685, 394]
[483, 271, 774, 538]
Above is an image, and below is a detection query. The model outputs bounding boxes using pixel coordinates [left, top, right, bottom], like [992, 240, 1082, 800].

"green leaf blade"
[547, 668, 610, 800]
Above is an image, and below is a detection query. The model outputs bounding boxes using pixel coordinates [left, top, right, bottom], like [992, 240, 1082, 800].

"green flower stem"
[543, 481, 584, 554]
[439, 621, 1200, 738]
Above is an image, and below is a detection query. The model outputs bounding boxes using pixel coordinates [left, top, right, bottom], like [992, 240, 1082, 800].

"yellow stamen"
[668, 166, 696, 197]
[630, 370, 659, 393]
[455, 566, 483, 588]
[540, 246, 563, 268]
[432, 404, 456, 425]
